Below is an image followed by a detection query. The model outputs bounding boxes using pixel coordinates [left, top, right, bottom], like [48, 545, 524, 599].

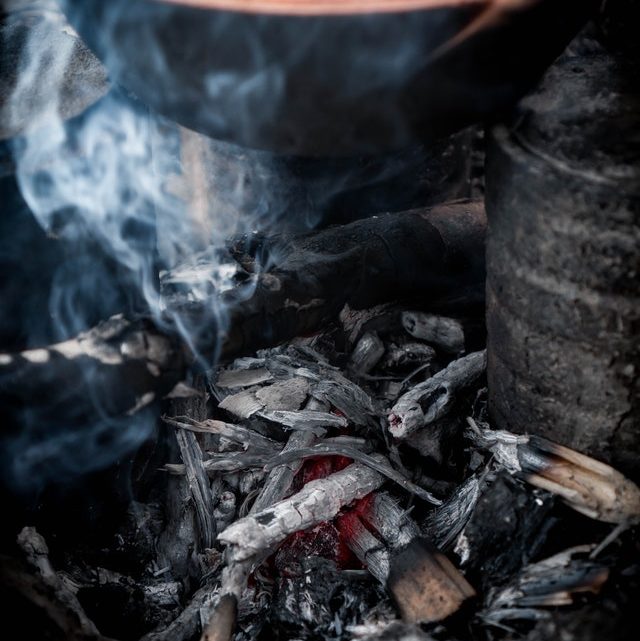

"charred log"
[219, 200, 486, 360]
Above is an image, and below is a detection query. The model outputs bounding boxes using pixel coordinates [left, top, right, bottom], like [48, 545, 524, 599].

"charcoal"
[271, 557, 387, 640]
[380, 341, 437, 374]
[389, 351, 486, 439]
[452, 473, 556, 592]
[485, 545, 609, 610]
[349, 332, 385, 375]
[401, 313, 465, 355]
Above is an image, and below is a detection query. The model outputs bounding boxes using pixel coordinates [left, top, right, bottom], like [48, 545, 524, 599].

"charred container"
[485, 31, 640, 480]
[62, 0, 593, 156]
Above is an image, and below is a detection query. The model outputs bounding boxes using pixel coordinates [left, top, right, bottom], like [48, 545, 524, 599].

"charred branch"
[388, 350, 486, 439]
[1, 527, 110, 641]
[219, 461, 385, 563]
[220, 200, 486, 360]
[467, 420, 640, 525]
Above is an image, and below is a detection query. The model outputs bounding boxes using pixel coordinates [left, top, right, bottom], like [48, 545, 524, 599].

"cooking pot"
[63, 0, 593, 155]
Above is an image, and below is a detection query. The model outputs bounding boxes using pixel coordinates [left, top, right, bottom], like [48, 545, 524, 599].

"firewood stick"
[388, 350, 486, 439]
[174, 428, 216, 549]
[218, 460, 385, 563]
[466, 419, 640, 525]
[401, 312, 465, 355]
[339, 493, 475, 624]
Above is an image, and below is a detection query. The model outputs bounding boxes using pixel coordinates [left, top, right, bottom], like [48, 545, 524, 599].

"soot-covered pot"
[62, 0, 594, 155]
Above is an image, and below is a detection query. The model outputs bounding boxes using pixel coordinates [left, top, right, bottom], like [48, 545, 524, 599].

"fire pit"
[0, 2, 639, 641]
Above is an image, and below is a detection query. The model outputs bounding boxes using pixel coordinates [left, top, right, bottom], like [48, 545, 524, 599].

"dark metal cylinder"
[485, 31, 640, 479]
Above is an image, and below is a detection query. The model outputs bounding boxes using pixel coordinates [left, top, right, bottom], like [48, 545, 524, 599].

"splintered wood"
[388, 350, 487, 439]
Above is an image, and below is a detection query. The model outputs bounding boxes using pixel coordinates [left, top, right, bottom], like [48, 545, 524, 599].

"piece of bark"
[165, 450, 273, 476]
[218, 378, 310, 420]
[255, 378, 309, 410]
[401, 312, 465, 354]
[218, 389, 265, 419]
[175, 428, 216, 549]
[425, 474, 483, 550]
[219, 461, 385, 563]
[467, 420, 640, 525]
[164, 416, 280, 454]
[388, 350, 486, 439]
[257, 409, 347, 433]
[311, 377, 377, 427]
[215, 367, 273, 389]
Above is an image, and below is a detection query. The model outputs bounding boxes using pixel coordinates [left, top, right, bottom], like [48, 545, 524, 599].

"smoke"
[1, 0, 474, 490]
[0, 1, 289, 488]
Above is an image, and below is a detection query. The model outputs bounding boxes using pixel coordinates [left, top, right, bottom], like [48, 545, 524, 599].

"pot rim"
[156, 0, 487, 17]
